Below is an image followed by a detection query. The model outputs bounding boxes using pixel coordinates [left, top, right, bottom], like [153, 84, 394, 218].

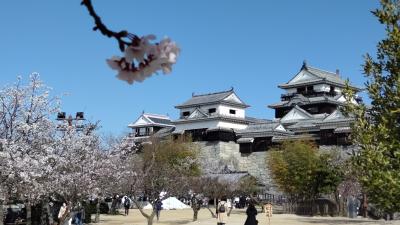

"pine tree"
[344, 0, 400, 214]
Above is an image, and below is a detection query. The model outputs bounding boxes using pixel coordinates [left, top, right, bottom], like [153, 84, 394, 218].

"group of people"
[121, 196, 163, 221]
[216, 199, 273, 225]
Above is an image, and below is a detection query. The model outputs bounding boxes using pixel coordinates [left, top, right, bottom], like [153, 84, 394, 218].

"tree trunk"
[26, 201, 32, 225]
[192, 208, 199, 221]
[362, 193, 368, 218]
[40, 199, 54, 225]
[46, 202, 54, 225]
[94, 199, 100, 223]
[340, 197, 347, 217]
[110, 198, 117, 215]
[0, 200, 4, 225]
[146, 212, 155, 225]
[205, 206, 216, 218]
[132, 198, 154, 225]
[40, 202, 47, 225]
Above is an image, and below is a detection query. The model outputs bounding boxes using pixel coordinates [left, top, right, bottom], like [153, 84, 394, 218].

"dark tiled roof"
[306, 66, 346, 85]
[206, 172, 250, 184]
[239, 122, 279, 133]
[268, 94, 345, 109]
[147, 116, 173, 125]
[175, 89, 249, 108]
[279, 63, 360, 90]
[245, 116, 271, 124]
[237, 122, 293, 138]
[153, 126, 175, 138]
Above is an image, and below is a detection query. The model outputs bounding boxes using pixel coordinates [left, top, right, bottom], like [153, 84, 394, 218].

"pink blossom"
[106, 35, 180, 84]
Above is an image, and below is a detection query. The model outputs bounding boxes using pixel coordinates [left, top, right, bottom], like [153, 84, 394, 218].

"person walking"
[216, 198, 228, 225]
[155, 200, 163, 221]
[244, 202, 258, 225]
[57, 203, 71, 225]
[263, 203, 273, 225]
[123, 196, 131, 216]
[72, 202, 84, 225]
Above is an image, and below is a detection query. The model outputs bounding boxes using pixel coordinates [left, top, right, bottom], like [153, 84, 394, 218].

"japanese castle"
[127, 62, 361, 187]
[128, 62, 361, 151]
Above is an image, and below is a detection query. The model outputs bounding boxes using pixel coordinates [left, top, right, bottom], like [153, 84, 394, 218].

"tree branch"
[206, 205, 217, 218]
[81, 0, 133, 51]
[132, 198, 150, 219]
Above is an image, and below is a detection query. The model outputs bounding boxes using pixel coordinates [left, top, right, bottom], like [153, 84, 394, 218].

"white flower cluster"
[0, 74, 131, 205]
[106, 35, 180, 84]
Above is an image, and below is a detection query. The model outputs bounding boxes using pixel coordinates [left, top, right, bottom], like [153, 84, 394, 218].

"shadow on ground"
[296, 217, 379, 224]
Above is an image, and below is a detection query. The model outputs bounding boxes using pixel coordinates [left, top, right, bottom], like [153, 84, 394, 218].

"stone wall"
[194, 141, 276, 192]
[193, 141, 356, 194]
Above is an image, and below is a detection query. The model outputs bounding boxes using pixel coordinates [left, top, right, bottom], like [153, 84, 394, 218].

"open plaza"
[93, 209, 400, 225]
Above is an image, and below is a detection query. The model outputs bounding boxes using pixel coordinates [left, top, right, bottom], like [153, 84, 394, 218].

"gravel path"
[93, 209, 400, 225]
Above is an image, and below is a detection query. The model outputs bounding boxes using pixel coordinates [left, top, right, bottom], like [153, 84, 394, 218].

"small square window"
[229, 109, 236, 114]
[182, 111, 190, 116]
[208, 108, 216, 114]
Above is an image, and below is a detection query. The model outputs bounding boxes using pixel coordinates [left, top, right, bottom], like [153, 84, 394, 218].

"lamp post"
[57, 112, 86, 131]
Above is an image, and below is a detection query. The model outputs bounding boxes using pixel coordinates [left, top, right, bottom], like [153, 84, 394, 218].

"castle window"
[297, 87, 306, 94]
[182, 111, 190, 117]
[309, 107, 318, 113]
[208, 108, 216, 114]
[306, 86, 314, 93]
[229, 109, 236, 115]
[139, 127, 147, 136]
[330, 86, 335, 93]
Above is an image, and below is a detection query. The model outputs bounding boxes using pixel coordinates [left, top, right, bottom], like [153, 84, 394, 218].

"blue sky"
[0, 1, 383, 135]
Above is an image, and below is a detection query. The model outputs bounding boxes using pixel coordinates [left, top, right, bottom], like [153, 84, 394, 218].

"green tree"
[268, 141, 343, 214]
[343, 0, 400, 214]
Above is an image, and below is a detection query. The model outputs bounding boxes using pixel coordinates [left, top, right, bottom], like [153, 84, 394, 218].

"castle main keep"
[127, 62, 361, 192]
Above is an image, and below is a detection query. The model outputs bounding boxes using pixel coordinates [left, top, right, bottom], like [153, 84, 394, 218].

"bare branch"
[81, 0, 132, 51]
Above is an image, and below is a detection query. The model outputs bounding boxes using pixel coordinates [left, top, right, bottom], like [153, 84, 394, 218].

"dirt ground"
[92, 208, 400, 225]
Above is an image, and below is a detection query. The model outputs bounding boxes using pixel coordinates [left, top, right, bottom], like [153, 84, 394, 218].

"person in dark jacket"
[244, 202, 258, 225]
[155, 200, 163, 221]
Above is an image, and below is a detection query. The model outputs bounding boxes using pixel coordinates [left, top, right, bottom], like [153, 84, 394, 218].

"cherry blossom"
[106, 35, 180, 84]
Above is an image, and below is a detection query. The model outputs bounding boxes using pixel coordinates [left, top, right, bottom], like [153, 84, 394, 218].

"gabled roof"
[188, 108, 208, 119]
[317, 109, 353, 125]
[278, 62, 360, 90]
[128, 113, 174, 128]
[175, 88, 249, 109]
[280, 105, 314, 122]
[237, 122, 293, 138]
[268, 94, 346, 109]
[322, 109, 346, 121]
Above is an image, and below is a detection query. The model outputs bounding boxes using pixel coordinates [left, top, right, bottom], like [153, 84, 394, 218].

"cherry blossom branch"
[81, 0, 131, 51]
[81, 0, 180, 84]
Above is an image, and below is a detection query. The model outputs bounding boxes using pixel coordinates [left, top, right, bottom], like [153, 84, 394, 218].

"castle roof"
[128, 113, 174, 128]
[277, 107, 353, 132]
[268, 94, 346, 109]
[175, 88, 249, 109]
[237, 122, 293, 138]
[278, 62, 360, 90]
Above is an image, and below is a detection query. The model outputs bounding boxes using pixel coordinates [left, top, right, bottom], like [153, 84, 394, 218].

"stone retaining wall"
[193, 141, 355, 193]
